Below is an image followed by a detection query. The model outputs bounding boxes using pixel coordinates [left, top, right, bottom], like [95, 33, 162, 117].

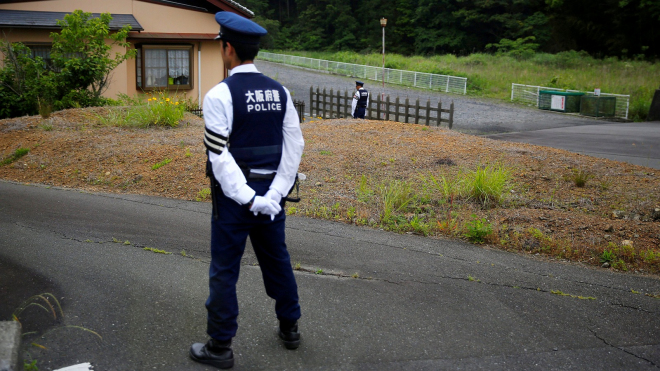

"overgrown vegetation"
[97, 91, 185, 128]
[267, 50, 658, 121]
[0, 147, 29, 166]
[0, 10, 134, 119]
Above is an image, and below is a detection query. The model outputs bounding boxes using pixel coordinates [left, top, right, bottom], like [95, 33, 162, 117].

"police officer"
[189, 11, 305, 369]
[351, 81, 369, 119]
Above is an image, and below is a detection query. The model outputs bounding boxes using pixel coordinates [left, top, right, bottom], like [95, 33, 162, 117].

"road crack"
[589, 328, 659, 368]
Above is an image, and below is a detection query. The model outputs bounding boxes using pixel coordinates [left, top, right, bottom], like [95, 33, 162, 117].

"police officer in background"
[189, 11, 304, 369]
[351, 81, 369, 119]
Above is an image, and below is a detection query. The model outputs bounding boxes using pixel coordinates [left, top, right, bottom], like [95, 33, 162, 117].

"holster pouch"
[284, 174, 301, 204]
[206, 159, 221, 220]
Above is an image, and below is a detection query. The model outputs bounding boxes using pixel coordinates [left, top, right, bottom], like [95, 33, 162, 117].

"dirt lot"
[1, 108, 659, 275]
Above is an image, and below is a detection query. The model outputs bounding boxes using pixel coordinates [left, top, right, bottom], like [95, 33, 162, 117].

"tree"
[50, 10, 135, 103]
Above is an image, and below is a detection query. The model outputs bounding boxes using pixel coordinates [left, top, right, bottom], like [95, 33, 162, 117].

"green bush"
[486, 37, 539, 60]
[464, 214, 493, 243]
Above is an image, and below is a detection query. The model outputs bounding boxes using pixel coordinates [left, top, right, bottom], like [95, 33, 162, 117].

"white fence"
[260, 52, 467, 95]
[511, 83, 630, 119]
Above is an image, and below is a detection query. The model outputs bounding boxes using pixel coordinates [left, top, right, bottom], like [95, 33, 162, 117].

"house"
[0, 0, 254, 105]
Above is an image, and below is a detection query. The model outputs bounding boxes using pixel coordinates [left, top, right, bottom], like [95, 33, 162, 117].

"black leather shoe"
[278, 321, 301, 350]
[190, 338, 234, 369]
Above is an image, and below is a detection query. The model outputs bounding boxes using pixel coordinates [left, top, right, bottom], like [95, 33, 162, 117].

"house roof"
[127, 32, 218, 41]
[142, 0, 253, 17]
[0, 0, 255, 18]
[0, 9, 144, 31]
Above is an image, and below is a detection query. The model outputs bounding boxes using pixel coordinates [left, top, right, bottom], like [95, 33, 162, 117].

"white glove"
[265, 189, 283, 205]
[249, 196, 281, 220]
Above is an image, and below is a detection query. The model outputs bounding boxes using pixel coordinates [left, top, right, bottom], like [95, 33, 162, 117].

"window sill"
[139, 85, 193, 91]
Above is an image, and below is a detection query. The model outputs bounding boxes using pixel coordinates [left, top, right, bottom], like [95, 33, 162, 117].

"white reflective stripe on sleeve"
[204, 127, 228, 154]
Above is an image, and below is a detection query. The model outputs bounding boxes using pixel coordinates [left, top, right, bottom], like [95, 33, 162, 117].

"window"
[136, 45, 193, 90]
[24, 44, 55, 69]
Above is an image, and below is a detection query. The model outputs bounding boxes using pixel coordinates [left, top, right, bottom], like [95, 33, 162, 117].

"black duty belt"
[246, 172, 276, 180]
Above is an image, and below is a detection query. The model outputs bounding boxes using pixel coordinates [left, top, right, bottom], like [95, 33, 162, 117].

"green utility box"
[538, 91, 585, 113]
[580, 95, 616, 118]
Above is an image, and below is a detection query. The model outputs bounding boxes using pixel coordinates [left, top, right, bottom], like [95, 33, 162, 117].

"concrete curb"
[0, 321, 20, 371]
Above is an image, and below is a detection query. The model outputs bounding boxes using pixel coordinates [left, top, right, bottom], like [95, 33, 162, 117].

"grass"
[463, 164, 510, 206]
[267, 49, 658, 121]
[13, 292, 102, 366]
[1, 147, 29, 166]
[551, 290, 596, 300]
[567, 168, 593, 188]
[97, 91, 185, 128]
[143, 247, 172, 255]
[151, 158, 172, 170]
[196, 188, 211, 201]
[378, 180, 415, 223]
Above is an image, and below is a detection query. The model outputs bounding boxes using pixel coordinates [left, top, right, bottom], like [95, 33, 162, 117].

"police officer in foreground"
[351, 81, 369, 119]
[189, 11, 304, 369]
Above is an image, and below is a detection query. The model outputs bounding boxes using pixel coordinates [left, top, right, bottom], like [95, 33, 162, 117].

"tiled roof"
[0, 10, 144, 31]
[219, 0, 254, 17]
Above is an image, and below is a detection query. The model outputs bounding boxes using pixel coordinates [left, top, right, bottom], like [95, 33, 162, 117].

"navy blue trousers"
[353, 107, 366, 119]
[206, 179, 300, 341]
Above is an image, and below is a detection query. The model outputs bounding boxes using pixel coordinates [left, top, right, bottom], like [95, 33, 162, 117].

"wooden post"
[449, 101, 454, 130]
[329, 88, 334, 118]
[414, 98, 420, 125]
[437, 100, 442, 127]
[322, 88, 326, 118]
[316, 87, 321, 118]
[376, 94, 381, 120]
[405, 97, 409, 123]
[395, 97, 400, 122]
[425, 100, 431, 126]
[336, 90, 341, 118]
[345, 90, 350, 118]
[310, 86, 313, 117]
[386, 95, 390, 121]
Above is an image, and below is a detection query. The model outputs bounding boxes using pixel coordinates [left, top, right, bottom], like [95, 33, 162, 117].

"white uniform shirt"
[351, 87, 370, 116]
[203, 63, 304, 205]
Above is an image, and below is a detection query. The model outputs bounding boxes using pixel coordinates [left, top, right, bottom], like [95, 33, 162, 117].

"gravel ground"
[255, 60, 602, 135]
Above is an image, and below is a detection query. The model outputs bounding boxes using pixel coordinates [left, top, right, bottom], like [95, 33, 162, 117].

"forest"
[241, 0, 659, 59]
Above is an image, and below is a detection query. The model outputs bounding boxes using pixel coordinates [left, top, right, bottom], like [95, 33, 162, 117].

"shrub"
[486, 37, 539, 60]
[464, 214, 493, 243]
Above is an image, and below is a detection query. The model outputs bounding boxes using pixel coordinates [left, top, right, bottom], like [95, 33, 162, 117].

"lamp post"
[380, 17, 387, 119]
[380, 17, 387, 90]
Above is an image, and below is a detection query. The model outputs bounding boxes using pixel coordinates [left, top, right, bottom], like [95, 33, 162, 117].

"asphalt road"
[1, 181, 659, 370]
[486, 122, 660, 170]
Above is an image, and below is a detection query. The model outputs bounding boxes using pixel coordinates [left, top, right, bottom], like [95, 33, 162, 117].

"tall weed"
[378, 180, 415, 222]
[463, 164, 510, 206]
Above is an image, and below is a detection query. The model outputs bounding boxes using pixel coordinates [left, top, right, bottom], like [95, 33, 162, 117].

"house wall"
[0, 0, 228, 105]
[0, 0, 133, 13]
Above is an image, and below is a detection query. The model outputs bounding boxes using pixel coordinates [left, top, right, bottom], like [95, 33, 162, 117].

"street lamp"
[380, 17, 387, 90]
[380, 17, 387, 119]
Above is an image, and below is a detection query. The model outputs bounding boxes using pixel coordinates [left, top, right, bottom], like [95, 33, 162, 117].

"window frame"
[136, 44, 194, 91]
[24, 43, 55, 69]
